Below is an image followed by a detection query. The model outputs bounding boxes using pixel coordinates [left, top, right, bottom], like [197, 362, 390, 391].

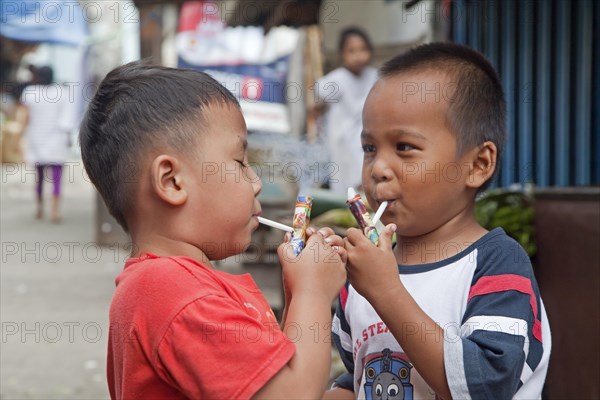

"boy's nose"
[371, 155, 394, 183]
[248, 166, 262, 195]
[254, 179, 263, 196]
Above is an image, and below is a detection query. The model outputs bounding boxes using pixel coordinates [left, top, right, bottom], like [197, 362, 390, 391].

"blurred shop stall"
[132, 0, 438, 138]
[177, 1, 301, 136]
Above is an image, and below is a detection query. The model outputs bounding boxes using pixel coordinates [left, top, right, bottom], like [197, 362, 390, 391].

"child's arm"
[253, 233, 347, 399]
[279, 227, 346, 328]
[344, 225, 453, 399]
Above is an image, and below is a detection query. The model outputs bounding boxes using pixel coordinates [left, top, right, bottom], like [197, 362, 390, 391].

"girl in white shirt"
[315, 27, 378, 194]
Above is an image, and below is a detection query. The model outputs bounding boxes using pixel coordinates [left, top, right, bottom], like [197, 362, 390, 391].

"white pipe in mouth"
[371, 201, 388, 226]
[257, 217, 294, 233]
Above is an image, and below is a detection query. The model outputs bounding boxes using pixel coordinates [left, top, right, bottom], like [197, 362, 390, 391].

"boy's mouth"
[376, 198, 396, 206]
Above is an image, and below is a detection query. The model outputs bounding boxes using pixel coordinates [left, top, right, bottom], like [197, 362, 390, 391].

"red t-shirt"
[107, 253, 295, 399]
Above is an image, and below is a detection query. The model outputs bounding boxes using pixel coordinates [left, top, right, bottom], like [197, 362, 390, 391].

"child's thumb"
[378, 224, 397, 251]
[277, 242, 297, 264]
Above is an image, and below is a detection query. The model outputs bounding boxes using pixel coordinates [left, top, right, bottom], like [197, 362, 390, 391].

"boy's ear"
[466, 141, 497, 189]
[150, 155, 188, 206]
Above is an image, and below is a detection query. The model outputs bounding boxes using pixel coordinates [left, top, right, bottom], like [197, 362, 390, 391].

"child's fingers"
[277, 242, 297, 264]
[377, 223, 397, 251]
[324, 234, 345, 248]
[317, 227, 347, 250]
[343, 236, 355, 251]
[333, 246, 348, 265]
[305, 227, 317, 237]
[283, 232, 292, 243]
[306, 230, 327, 247]
[316, 227, 335, 238]
[345, 227, 368, 246]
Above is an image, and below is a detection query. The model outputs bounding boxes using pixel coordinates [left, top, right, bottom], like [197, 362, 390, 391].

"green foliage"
[475, 189, 536, 257]
[311, 208, 357, 236]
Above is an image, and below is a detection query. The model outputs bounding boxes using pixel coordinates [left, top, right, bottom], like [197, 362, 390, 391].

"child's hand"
[281, 227, 347, 264]
[306, 227, 347, 265]
[344, 224, 400, 303]
[278, 232, 346, 302]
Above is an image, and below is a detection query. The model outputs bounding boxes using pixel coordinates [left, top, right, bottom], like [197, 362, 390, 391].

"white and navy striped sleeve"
[444, 233, 548, 399]
[332, 281, 355, 391]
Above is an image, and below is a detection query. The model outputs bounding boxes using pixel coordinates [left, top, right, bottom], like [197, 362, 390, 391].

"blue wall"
[452, 0, 598, 188]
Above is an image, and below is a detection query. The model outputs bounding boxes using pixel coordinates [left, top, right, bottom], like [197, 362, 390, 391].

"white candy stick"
[371, 201, 388, 226]
[257, 217, 294, 232]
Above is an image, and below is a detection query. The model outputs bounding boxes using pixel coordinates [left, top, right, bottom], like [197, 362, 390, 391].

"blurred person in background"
[18, 66, 73, 223]
[314, 26, 377, 195]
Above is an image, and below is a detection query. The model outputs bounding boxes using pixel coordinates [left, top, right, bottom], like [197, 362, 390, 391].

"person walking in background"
[18, 66, 73, 223]
[314, 26, 377, 195]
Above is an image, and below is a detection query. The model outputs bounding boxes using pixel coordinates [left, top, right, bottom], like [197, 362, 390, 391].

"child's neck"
[130, 232, 213, 268]
[394, 213, 487, 266]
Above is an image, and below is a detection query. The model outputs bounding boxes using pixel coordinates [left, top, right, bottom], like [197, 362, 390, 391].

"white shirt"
[316, 66, 377, 194]
[20, 84, 74, 164]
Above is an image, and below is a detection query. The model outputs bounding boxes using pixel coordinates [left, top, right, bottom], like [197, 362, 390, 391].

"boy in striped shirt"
[326, 43, 551, 399]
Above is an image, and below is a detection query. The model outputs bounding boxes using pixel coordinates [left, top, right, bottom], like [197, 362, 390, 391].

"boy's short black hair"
[79, 61, 239, 232]
[379, 42, 506, 191]
[338, 26, 373, 52]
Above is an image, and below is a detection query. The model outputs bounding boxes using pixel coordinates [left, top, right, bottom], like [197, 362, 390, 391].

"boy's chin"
[239, 240, 252, 254]
[229, 236, 254, 258]
[203, 238, 252, 262]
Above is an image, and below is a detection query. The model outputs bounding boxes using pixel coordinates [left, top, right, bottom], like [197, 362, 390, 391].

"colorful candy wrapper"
[346, 188, 379, 245]
[290, 195, 313, 256]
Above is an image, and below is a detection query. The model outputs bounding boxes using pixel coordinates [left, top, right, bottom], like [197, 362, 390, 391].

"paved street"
[1, 160, 118, 399]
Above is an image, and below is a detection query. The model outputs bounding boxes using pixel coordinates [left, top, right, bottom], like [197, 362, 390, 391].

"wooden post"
[137, 3, 164, 62]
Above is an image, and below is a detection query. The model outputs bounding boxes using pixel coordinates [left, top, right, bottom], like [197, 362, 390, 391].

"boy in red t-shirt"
[80, 61, 347, 399]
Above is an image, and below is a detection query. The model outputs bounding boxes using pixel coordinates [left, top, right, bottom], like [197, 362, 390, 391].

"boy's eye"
[397, 143, 415, 152]
[362, 144, 376, 153]
[236, 160, 248, 168]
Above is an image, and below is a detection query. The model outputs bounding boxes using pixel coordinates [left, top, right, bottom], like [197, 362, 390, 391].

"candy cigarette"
[290, 195, 313, 256]
[257, 217, 294, 233]
[346, 187, 379, 245]
[371, 201, 388, 226]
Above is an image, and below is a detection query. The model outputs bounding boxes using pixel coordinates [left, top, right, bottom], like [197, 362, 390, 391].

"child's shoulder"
[472, 228, 535, 279]
[116, 254, 226, 302]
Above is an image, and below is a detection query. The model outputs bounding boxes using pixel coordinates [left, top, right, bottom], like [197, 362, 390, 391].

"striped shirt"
[332, 228, 551, 399]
